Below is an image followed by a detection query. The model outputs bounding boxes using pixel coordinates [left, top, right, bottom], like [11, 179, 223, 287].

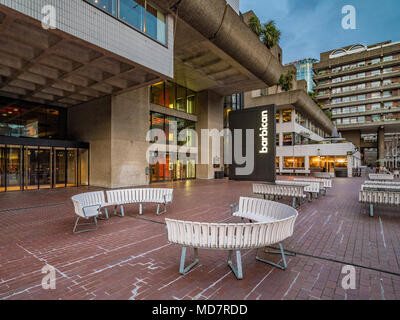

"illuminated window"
[282, 133, 293, 146]
[335, 156, 347, 168]
[282, 110, 292, 122]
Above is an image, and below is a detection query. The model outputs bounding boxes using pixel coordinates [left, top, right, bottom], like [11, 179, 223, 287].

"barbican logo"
[259, 110, 269, 154]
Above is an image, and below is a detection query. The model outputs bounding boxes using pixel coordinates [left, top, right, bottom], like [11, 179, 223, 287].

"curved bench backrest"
[276, 180, 320, 193]
[359, 190, 400, 205]
[253, 184, 306, 197]
[71, 191, 105, 217]
[237, 197, 298, 222]
[165, 217, 297, 250]
[106, 188, 173, 204]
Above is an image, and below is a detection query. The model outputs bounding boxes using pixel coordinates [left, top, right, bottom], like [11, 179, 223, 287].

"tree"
[278, 70, 295, 91]
[324, 110, 332, 119]
[248, 15, 262, 37]
[260, 20, 281, 49]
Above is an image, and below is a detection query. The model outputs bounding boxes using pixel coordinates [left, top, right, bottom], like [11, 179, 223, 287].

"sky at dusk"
[240, 0, 400, 64]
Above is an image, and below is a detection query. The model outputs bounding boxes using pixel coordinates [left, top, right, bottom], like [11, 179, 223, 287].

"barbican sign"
[229, 104, 276, 182]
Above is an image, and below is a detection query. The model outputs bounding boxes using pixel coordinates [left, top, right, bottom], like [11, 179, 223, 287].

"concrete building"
[245, 75, 361, 177]
[285, 58, 318, 92]
[313, 41, 400, 166]
[0, 0, 285, 192]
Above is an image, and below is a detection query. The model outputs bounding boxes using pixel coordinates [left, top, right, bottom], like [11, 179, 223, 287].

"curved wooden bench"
[253, 183, 307, 208]
[165, 198, 298, 280]
[71, 191, 109, 234]
[106, 188, 173, 216]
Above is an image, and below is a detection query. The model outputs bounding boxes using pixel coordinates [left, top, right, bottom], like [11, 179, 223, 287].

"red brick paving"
[0, 177, 400, 300]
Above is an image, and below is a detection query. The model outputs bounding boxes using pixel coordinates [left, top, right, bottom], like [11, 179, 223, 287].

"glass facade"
[0, 145, 88, 192]
[286, 58, 318, 92]
[150, 81, 197, 115]
[224, 93, 244, 128]
[87, 0, 167, 45]
[149, 112, 196, 182]
[0, 98, 67, 139]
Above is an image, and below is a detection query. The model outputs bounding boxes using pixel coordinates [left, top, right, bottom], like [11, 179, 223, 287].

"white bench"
[253, 183, 307, 208]
[363, 181, 400, 186]
[368, 174, 394, 181]
[394, 170, 399, 178]
[313, 172, 334, 179]
[165, 198, 298, 279]
[71, 191, 110, 234]
[276, 180, 320, 200]
[295, 169, 311, 176]
[280, 169, 294, 175]
[294, 178, 332, 195]
[106, 188, 173, 216]
[359, 190, 400, 217]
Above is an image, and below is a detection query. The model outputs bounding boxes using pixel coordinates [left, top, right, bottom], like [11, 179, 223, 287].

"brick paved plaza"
[1, 177, 400, 300]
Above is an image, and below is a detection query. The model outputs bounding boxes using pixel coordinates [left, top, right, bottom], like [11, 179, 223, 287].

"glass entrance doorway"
[0, 144, 89, 192]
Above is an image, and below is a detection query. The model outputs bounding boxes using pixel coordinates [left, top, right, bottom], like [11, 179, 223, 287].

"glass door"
[78, 149, 89, 186]
[6, 146, 22, 191]
[38, 147, 51, 189]
[67, 149, 77, 187]
[54, 149, 66, 188]
[0, 145, 5, 192]
[24, 147, 39, 190]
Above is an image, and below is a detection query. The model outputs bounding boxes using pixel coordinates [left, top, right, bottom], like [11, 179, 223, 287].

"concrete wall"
[342, 130, 361, 149]
[196, 90, 224, 179]
[68, 96, 112, 188]
[111, 87, 150, 188]
[0, 0, 174, 78]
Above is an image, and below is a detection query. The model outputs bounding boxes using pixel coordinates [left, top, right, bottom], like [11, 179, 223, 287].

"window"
[88, 0, 117, 16]
[371, 81, 380, 88]
[358, 105, 366, 112]
[332, 98, 342, 105]
[343, 97, 350, 103]
[371, 103, 380, 110]
[358, 116, 365, 123]
[342, 76, 350, 81]
[282, 110, 292, 122]
[282, 133, 293, 146]
[383, 56, 393, 62]
[358, 94, 366, 101]
[371, 70, 380, 76]
[335, 156, 348, 168]
[371, 58, 380, 65]
[119, 0, 146, 32]
[383, 68, 392, 74]
[276, 134, 280, 146]
[383, 79, 392, 86]
[357, 83, 366, 90]
[358, 61, 366, 67]
[332, 77, 341, 83]
[358, 72, 365, 78]
[145, 2, 166, 44]
[384, 102, 393, 109]
[310, 156, 321, 168]
[371, 92, 381, 99]
[383, 91, 392, 97]
[276, 111, 280, 123]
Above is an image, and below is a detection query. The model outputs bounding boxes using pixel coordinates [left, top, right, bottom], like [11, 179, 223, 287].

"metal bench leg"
[369, 204, 374, 217]
[256, 243, 289, 270]
[98, 208, 109, 220]
[228, 250, 243, 280]
[156, 203, 167, 216]
[113, 205, 124, 217]
[292, 197, 296, 208]
[139, 203, 143, 215]
[179, 247, 199, 275]
[308, 193, 312, 202]
[73, 216, 98, 234]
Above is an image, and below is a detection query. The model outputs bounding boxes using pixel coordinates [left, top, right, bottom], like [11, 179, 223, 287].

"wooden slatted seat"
[253, 183, 307, 208]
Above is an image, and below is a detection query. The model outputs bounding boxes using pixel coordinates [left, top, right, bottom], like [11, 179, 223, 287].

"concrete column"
[68, 87, 151, 189]
[110, 86, 150, 188]
[196, 90, 224, 179]
[378, 126, 385, 165]
[68, 96, 112, 188]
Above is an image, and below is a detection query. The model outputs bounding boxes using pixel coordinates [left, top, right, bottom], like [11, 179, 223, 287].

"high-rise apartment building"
[313, 41, 400, 166]
[286, 58, 318, 92]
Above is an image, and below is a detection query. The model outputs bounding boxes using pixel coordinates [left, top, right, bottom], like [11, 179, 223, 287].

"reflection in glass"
[0, 146, 5, 192]
[55, 149, 66, 188]
[38, 148, 51, 189]
[7, 146, 22, 191]
[145, 3, 166, 44]
[78, 149, 89, 186]
[88, 0, 117, 16]
[24, 147, 39, 190]
[67, 149, 77, 187]
[119, 0, 145, 31]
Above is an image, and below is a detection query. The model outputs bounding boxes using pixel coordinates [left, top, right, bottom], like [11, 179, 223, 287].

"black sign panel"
[229, 104, 276, 182]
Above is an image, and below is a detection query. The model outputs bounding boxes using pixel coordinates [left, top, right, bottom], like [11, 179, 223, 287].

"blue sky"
[240, 0, 400, 64]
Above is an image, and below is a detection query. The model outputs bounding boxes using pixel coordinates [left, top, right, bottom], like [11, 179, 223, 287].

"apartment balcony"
[322, 95, 400, 110]
[337, 117, 400, 131]
[314, 70, 400, 91]
[332, 106, 400, 119]
[313, 58, 400, 81]
[316, 82, 400, 100]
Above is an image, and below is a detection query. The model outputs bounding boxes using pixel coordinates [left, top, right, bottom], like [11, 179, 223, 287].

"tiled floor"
[0, 177, 400, 300]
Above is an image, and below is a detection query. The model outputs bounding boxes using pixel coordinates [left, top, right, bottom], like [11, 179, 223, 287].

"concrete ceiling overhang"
[155, 0, 284, 96]
[0, 5, 164, 108]
[247, 90, 335, 133]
